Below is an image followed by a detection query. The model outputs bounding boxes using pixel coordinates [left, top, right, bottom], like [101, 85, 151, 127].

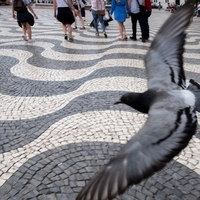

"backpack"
[13, 0, 27, 12]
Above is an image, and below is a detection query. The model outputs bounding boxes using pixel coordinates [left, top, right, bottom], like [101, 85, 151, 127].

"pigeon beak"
[114, 100, 122, 105]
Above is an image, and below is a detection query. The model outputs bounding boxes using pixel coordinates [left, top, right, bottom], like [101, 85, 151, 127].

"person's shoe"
[95, 32, 99, 37]
[142, 38, 146, 43]
[124, 35, 128, 40]
[64, 34, 68, 40]
[80, 27, 85, 30]
[27, 39, 34, 43]
[140, 37, 148, 40]
[22, 35, 28, 41]
[130, 36, 137, 41]
[104, 32, 107, 38]
[68, 37, 74, 42]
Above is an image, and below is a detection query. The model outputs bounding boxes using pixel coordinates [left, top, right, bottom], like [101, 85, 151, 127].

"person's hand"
[34, 14, 38, 19]
[12, 14, 16, 19]
[74, 9, 78, 15]
[54, 13, 56, 18]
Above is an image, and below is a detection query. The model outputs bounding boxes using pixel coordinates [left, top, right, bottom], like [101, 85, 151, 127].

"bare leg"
[122, 24, 127, 39]
[77, 11, 85, 28]
[21, 22, 27, 35]
[67, 24, 72, 38]
[72, 11, 77, 28]
[26, 22, 32, 40]
[62, 23, 67, 34]
[117, 21, 124, 39]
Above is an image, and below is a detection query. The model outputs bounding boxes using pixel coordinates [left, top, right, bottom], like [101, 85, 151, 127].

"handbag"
[97, 0, 105, 16]
[97, 10, 105, 16]
[103, 10, 113, 22]
[136, 0, 147, 15]
[103, 10, 110, 20]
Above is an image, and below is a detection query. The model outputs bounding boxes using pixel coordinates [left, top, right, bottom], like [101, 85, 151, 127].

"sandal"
[80, 27, 85, 30]
[124, 35, 128, 40]
[119, 38, 125, 41]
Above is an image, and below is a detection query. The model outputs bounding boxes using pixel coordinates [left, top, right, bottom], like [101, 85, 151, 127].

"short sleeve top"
[10, 0, 31, 5]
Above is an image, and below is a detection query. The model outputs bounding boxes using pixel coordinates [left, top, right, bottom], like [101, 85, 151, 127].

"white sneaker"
[27, 39, 34, 43]
[22, 35, 28, 41]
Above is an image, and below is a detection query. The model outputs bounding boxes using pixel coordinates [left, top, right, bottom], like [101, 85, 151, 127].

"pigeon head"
[115, 92, 138, 107]
[115, 91, 157, 114]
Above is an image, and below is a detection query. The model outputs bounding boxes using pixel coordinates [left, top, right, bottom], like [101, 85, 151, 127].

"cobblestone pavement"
[0, 5, 200, 200]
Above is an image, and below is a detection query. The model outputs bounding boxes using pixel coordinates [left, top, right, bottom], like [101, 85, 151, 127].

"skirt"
[57, 7, 75, 25]
[114, 6, 126, 22]
[17, 9, 34, 27]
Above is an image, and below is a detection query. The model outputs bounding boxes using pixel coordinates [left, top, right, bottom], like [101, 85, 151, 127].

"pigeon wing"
[145, 1, 194, 90]
[76, 105, 197, 200]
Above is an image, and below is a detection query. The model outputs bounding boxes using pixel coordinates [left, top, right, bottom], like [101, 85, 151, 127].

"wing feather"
[76, 106, 197, 200]
[145, 1, 193, 90]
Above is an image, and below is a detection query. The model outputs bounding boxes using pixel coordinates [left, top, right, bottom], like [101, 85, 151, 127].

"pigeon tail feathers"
[187, 79, 200, 112]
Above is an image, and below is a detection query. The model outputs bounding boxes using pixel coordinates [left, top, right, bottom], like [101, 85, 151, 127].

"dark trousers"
[140, 11, 151, 39]
[130, 12, 142, 39]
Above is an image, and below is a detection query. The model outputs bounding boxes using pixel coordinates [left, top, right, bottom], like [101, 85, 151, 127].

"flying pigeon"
[76, 1, 200, 199]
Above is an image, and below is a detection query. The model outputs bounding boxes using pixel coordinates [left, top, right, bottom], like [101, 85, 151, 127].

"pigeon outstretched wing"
[76, 105, 197, 200]
[145, 1, 193, 90]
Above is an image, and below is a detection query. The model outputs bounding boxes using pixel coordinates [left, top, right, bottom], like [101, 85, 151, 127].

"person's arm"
[53, 0, 57, 18]
[128, 0, 131, 9]
[11, 2, 16, 19]
[76, 0, 81, 10]
[126, 0, 131, 14]
[68, 0, 78, 14]
[142, 0, 145, 6]
[110, 0, 116, 15]
[27, 4, 38, 19]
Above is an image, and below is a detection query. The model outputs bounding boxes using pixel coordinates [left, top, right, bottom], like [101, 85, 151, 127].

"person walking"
[53, 0, 78, 42]
[139, 0, 152, 42]
[110, 0, 130, 41]
[129, 0, 145, 42]
[197, 2, 200, 16]
[71, 0, 85, 30]
[90, 0, 107, 38]
[11, 0, 38, 43]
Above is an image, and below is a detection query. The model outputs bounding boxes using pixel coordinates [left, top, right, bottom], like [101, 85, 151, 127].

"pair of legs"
[21, 22, 32, 40]
[117, 21, 127, 40]
[73, 7, 85, 29]
[91, 10, 106, 36]
[139, 11, 151, 40]
[62, 23, 72, 39]
[130, 12, 141, 40]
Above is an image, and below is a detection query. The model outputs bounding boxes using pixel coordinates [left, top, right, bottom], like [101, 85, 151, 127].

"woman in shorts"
[53, 0, 78, 42]
[11, 0, 38, 43]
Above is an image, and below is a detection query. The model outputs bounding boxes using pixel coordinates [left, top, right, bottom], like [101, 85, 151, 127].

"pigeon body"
[76, 1, 199, 200]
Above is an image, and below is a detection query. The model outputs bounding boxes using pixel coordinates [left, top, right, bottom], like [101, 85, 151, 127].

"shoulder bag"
[136, 0, 147, 15]
[97, 0, 105, 16]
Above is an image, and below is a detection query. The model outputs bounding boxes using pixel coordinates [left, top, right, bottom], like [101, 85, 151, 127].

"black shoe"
[68, 37, 74, 42]
[140, 37, 148, 40]
[64, 34, 68, 40]
[142, 38, 146, 43]
[130, 36, 137, 41]
[104, 32, 107, 38]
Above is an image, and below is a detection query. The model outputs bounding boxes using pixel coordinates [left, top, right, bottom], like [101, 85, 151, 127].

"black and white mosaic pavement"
[0, 5, 200, 200]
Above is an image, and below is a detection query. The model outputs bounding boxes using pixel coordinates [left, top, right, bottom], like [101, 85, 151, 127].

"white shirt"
[197, 4, 200, 11]
[130, 0, 143, 14]
[56, 0, 69, 7]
